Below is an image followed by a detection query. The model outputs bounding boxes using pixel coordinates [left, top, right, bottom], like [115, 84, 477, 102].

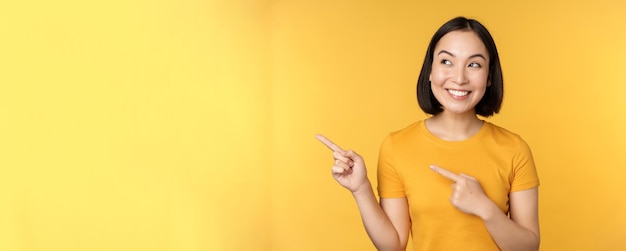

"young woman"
[317, 17, 540, 251]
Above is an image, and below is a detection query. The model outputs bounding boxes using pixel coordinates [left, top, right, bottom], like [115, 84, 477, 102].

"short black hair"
[416, 16, 504, 117]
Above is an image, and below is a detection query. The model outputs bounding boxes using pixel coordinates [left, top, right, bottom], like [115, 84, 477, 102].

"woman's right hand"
[316, 134, 369, 193]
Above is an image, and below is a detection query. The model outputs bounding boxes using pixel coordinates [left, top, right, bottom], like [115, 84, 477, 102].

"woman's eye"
[469, 62, 481, 68]
[441, 59, 452, 65]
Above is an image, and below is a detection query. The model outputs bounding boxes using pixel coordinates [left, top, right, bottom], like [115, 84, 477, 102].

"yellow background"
[1, 0, 625, 250]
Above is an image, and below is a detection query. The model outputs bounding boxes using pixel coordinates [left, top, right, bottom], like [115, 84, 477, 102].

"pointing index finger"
[430, 165, 461, 182]
[315, 134, 344, 152]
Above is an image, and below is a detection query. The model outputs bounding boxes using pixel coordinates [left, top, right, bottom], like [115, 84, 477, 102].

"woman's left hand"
[430, 165, 496, 219]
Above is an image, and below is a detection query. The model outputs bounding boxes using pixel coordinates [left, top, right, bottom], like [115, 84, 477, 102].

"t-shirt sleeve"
[511, 137, 540, 192]
[377, 135, 406, 198]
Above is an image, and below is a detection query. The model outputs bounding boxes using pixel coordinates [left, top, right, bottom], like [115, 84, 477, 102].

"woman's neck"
[425, 111, 484, 141]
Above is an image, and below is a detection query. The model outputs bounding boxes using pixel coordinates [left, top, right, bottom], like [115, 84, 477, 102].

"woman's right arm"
[352, 181, 411, 251]
[316, 135, 410, 251]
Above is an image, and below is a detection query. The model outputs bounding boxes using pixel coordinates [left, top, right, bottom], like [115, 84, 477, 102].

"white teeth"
[448, 89, 469, 97]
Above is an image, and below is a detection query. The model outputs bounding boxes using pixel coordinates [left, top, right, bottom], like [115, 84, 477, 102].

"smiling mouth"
[447, 89, 470, 97]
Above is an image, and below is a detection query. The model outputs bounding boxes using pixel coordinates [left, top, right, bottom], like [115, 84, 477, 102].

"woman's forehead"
[434, 30, 489, 58]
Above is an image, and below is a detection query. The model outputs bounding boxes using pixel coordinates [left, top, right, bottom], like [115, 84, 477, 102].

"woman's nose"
[453, 67, 469, 85]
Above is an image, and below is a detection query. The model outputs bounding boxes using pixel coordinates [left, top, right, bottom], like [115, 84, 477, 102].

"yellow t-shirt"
[377, 120, 539, 251]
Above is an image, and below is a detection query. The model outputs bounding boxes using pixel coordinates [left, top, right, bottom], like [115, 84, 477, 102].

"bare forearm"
[481, 204, 540, 251]
[351, 182, 405, 251]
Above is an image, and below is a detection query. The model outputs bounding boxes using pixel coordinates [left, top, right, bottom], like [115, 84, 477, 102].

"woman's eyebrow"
[437, 50, 486, 60]
[469, 53, 487, 60]
[437, 50, 455, 57]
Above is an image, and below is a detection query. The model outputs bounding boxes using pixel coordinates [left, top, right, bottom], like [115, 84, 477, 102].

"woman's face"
[429, 30, 490, 116]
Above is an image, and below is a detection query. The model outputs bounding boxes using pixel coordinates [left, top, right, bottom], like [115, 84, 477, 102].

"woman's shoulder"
[380, 120, 430, 147]
[483, 122, 528, 146]
[379, 121, 425, 153]
[387, 120, 424, 138]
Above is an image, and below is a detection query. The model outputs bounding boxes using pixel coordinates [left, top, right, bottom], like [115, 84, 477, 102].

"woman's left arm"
[481, 188, 540, 251]
[430, 165, 540, 251]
